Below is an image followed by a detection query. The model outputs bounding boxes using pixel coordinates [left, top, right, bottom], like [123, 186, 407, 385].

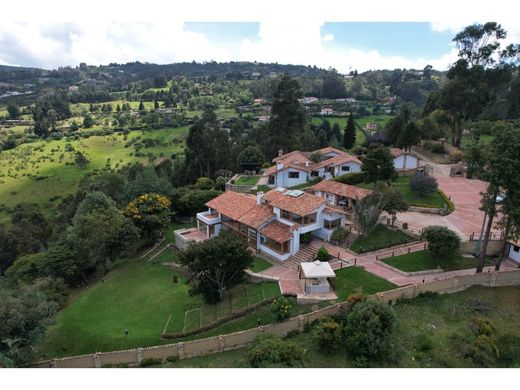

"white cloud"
[0, 20, 462, 71]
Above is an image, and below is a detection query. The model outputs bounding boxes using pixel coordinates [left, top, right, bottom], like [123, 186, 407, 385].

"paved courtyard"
[396, 175, 500, 239]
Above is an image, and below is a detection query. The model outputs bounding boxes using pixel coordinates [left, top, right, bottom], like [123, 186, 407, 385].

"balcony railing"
[197, 211, 221, 225]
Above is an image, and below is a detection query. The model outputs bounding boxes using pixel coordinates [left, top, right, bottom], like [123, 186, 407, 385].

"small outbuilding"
[299, 260, 336, 294]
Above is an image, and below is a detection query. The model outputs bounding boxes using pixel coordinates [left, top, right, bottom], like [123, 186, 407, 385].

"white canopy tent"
[300, 260, 336, 279]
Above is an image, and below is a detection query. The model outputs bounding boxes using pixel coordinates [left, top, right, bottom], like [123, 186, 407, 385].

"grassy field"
[349, 225, 416, 254]
[0, 126, 189, 221]
[250, 256, 274, 272]
[357, 175, 447, 209]
[235, 175, 259, 185]
[334, 266, 396, 300]
[382, 250, 495, 272]
[163, 285, 520, 367]
[38, 251, 281, 359]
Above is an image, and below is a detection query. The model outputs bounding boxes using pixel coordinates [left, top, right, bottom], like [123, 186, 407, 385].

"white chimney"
[305, 161, 309, 167]
[276, 162, 284, 171]
[278, 149, 283, 158]
[256, 191, 264, 205]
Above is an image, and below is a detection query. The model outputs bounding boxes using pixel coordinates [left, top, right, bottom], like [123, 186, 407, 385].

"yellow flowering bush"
[124, 193, 171, 242]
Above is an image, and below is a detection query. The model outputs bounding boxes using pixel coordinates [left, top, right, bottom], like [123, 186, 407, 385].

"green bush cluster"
[333, 171, 366, 185]
[271, 297, 294, 322]
[355, 237, 413, 254]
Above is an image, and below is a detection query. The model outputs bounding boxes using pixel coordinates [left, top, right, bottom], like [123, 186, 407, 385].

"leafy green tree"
[0, 224, 18, 274]
[343, 300, 397, 361]
[32, 89, 71, 137]
[71, 192, 135, 274]
[0, 280, 60, 366]
[193, 177, 215, 190]
[74, 151, 89, 169]
[351, 194, 382, 238]
[422, 226, 461, 258]
[7, 104, 20, 119]
[82, 113, 94, 128]
[243, 333, 305, 368]
[396, 121, 421, 151]
[138, 100, 145, 111]
[343, 113, 356, 149]
[362, 147, 397, 184]
[317, 129, 328, 148]
[4, 253, 45, 283]
[179, 231, 253, 303]
[378, 185, 409, 226]
[453, 22, 506, 67]
[267, 74, 306, 157]
[321, 68, 347, 98]
[10, 207, 53, 252]
[125, 167, 172, 200]
[312, 316, 343, 352]
[237, 145, 265, 171]
[124, 193, 171, 243]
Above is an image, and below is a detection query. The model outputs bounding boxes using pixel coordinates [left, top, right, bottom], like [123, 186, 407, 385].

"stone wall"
[460, 240, 503, 256]
[32, 269, 520, 368]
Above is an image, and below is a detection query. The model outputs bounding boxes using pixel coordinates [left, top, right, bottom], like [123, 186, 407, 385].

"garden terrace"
[349, 225, 416, 254]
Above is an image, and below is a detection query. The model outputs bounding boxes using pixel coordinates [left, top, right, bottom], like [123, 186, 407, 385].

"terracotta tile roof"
[272, 150, 311, 164]
[323, 205, 348, 215]
[205, 191, 257, 221]
[309, 180, 372, 200]
[315, 146, 347, 156]
[263, 188, 325, 216]
[314, 153, 362, 169]
[259, 220, 293, 243]
[205, 191, 275, 229]
[265, 161, 313, 175]
[389, 148, 405, 157]
[238, 204, 274, 229]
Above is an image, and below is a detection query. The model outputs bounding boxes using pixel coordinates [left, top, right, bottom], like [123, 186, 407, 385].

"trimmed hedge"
[438, 190, 455, 211]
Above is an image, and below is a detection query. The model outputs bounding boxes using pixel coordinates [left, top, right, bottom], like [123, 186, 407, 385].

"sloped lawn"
[349, 225, 416, 254]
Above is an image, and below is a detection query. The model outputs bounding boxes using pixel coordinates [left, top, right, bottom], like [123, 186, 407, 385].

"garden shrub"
[343, 300, 397, 360]
[333, 171, 366, 185]
[430, 143, 445, 154]
[421, 226, 460, 258]
[312, 316, 343, 352]
[194, 177, 215, 190]
[244, 333, 305, 368]
[271, 297, 293, 322]
[315, 247, 331, 262]
[409, 174, 438, 197]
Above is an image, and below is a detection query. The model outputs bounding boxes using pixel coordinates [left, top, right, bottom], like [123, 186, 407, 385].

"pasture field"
[0, 126, 189, 220]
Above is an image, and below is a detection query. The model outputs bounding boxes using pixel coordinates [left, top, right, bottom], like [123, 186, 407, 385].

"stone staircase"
[285, 241, 323, 270]
[338, 232, 359, 250]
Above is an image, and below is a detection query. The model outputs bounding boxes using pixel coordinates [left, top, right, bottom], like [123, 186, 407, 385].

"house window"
[341, 165, 350, 172]
[288, 171, 300, 179]
[324, 219, 341, 229]
[514, 245, 519, 253]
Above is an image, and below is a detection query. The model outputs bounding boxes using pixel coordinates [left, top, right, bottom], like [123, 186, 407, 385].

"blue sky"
[0, 21, 463, 71]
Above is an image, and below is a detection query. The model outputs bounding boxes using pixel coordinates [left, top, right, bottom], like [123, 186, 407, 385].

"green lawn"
[357, 175, 447, 209]
[382, 250, 496, 272]
[235, 175, 260, 185]
[163, 285, 520, 368]
[349, 225, 416, 254]
[250, 256, 273, 272]
[334, 266, 396, 300]
[38, 255, 282, 359]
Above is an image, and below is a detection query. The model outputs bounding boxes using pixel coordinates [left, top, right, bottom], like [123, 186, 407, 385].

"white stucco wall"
[508, 244, 520, 263]
[334, 162, 361, 176]
[275, 168, 309, 187]
[393, 154, 418, 170]
[258, 243, 292, 261]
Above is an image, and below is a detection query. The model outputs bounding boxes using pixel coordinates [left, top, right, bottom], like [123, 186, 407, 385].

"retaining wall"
[32, 269, 520, 368]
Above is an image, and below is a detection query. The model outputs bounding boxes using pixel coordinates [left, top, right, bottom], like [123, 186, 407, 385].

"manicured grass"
[38, 255, 281, 359]
[356, 175, 447, 209]
[162, 285, 520, 367]
[349, 225, 416, 254]
[250, 256, 273, 272]
[235, 175, 259, 185]
[382, 250, 496, 272]
[334, 266, 397, 300]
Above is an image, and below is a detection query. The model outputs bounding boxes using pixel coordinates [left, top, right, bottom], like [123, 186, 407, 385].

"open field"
[0, 126, 189, 220]
[162, 285, 520, 367]
[382, 249, 495, 272]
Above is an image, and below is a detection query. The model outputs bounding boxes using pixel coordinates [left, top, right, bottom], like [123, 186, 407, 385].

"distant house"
[365, 123, 379, 131]
[507, 239, 520, 264]
[177, 189, 347, 261]
[264, 147, 362, 188]
[156, 108, 174, 114]
[257, 115, 270, 122]
[390, 148, 418, 171]
[320, 108, 333, 116]
[299, 97, 319, 104]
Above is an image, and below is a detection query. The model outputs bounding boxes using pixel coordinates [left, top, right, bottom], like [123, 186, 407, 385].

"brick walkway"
[259, 239, 518, 291]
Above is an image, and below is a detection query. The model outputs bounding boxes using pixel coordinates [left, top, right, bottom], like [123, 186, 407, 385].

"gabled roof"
[259, 220, 293, 243]
[313, 153, 362, 169]
[205, 191, 257, 221]
[315, 146, 346, 156]
[272, 150, 311, 164]
[389, 148, 405, 158]
[309, 180, 372, 200]
[263, 188, 325, 216]
[238, 204, 274, 229]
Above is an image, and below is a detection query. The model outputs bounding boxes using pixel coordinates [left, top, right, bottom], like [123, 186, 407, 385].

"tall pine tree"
[343, 113, 356, 149]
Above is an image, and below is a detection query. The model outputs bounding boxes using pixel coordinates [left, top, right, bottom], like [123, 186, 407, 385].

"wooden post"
[354, 258, 357, 266]
[408, 247, 410, 253]
[376, 255, 378, 261]
[424, 242, 427, 250]
[392, 251, 394, 257]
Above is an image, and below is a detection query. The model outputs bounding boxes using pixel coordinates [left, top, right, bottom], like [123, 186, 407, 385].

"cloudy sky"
[1, 1, 518, 72]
